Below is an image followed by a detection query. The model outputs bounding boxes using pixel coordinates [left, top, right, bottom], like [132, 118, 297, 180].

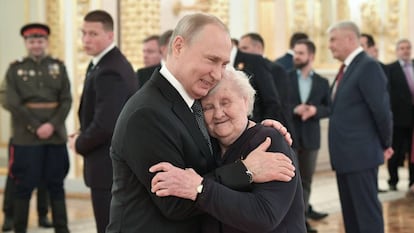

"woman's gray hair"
[208, 67, 256, 116]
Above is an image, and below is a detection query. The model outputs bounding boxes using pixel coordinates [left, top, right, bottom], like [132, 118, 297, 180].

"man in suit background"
[386, 39, 414, 195]
[68, 10, 138, 233]
[136, 30, 173, 88]
[238, 32, 328, 222]
[238, 32, 294, 133]
[360, 33, 390, 193]
[289, 39, 331, 233]
[142, 35, 161, 68]
[327, 21, 393, 233]
[231, 41, 282, 122]
[360, 33, 388, 74]
[275, 32, 309, 72]
[107, 13, 296, 233]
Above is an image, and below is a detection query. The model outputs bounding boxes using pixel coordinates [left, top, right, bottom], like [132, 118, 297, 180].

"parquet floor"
[0, 165, 413, 233]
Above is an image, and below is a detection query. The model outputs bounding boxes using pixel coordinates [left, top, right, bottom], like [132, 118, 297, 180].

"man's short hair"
[159, 30, 173, 47]
[143, 35, 160, 44]
[361, 33, 375, 47]
[168, 13, 229, 54]
[396, 38, 411, 50]
[241, 32, 265, 48]
[289, 32, 309, 49]
[294, 39, 316, 54]
[84, 10, 114, 31]
[328, 21, 360, 38]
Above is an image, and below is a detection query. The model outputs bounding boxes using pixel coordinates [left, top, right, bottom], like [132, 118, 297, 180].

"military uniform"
[4, 56, 71, 144]
[1, 23, 71, 233]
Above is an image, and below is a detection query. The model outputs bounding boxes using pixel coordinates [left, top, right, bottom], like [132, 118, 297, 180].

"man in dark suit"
[68, 10, 138, 233]
[107, 13, 296, 233]
[290, 39, 331, 233]
[328, 21, 393, 233]
[136, 30, 173, 88]
[275, 32, 308, 72]
[360, 33, 390, 193]
[238, 32, 294, 133]
[386, 39, 414, 193]
[232, 47, 282, 122]
[360, 33, 388, 75]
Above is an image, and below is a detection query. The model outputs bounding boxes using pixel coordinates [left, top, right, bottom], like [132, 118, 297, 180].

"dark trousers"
[10, 144, 70, 233]
[388, 126, 414, 187]
[295, 148, 318, 210]
[11, 144, 69, 200]
[91, 188, 112, 233]
[336, 168, 384, 233]
[2, 140, 50, 218]
[2, 175, 49, 217]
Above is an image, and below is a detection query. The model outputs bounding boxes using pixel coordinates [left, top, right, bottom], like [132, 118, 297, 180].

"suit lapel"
[340, 52, 364, 85]
[307, 74, 319, 103]
[291, 72, 302, 104]
[152, 73, 213, 159]
[332, 52, 364, 105]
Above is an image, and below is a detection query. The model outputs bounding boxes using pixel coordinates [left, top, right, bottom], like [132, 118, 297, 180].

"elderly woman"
[152, 67, 306, 233]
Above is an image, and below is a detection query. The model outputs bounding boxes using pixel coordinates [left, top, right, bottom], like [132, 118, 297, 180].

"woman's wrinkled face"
[201, 79, 249, 146]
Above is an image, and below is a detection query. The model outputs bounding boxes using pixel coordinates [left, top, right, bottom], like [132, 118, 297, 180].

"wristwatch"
[196, 184, 204, 193]
[246, 170, 254, 183]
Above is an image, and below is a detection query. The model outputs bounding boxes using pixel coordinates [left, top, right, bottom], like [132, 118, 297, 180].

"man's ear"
[172, 36, 184, 55]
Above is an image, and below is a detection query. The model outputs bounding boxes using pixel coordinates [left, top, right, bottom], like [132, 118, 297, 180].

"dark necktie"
[332, 64, 346, 99]
[336, 64, 346, 86]
[86, 61, 94, 77]
[403, 62, 414, 103]
[191, 100, 212, 154]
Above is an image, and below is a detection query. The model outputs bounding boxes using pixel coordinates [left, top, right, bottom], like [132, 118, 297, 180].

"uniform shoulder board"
[9, 57, 24, 66]
[49, 56, 64, 64]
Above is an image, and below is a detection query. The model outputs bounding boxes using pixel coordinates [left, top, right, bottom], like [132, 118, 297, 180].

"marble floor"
[0, 165, 413, 233]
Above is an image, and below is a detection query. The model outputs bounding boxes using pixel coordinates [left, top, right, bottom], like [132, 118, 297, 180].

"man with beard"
[288, 39, 331, 233]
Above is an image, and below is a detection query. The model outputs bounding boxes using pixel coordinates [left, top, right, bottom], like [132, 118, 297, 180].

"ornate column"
[45, 0, 65, 60]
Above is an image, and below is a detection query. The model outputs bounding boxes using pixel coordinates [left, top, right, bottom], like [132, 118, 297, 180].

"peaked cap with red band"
[20, 23, 50, 38]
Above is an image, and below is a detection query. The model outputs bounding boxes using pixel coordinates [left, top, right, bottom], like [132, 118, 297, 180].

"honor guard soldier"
[1, 23, 72, 233]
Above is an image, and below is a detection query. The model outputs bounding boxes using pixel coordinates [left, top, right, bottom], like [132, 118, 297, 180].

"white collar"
[159, 65, 194, 109]
[228, 46, 237, 68]
[343, 47, 364, 67]
[92, 43, 116, 66]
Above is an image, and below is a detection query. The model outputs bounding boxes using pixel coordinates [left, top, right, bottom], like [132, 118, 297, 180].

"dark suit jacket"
[386, 60, 414, 127]
[136, 63, 160, 89]
[379, 61, 389, 77]
[289, 71, 331, 150]
[76, 47, 138, 189]
[197, 124, 306, 233]
[328, 52, 392, 174]
[265, 59, 295, 133]
[234, 50, 282, 122]
[107, 71, 252, 233]
[275, 52, 294, 72]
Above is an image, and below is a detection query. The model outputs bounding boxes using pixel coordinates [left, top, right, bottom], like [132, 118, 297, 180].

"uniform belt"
[25, 102, 59, 109]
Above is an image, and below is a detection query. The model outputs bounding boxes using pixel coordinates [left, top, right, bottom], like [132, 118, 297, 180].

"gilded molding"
[46, 0, 64, 60]
[119, 0, 161, 70]
[172, 0, 229, 25]
[72, 0, 91, 177]
[336, 0, 349, 21]
[383, 0, 402, 61]
[208, 0, 229, 25]
[257, 0, 276, 58]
